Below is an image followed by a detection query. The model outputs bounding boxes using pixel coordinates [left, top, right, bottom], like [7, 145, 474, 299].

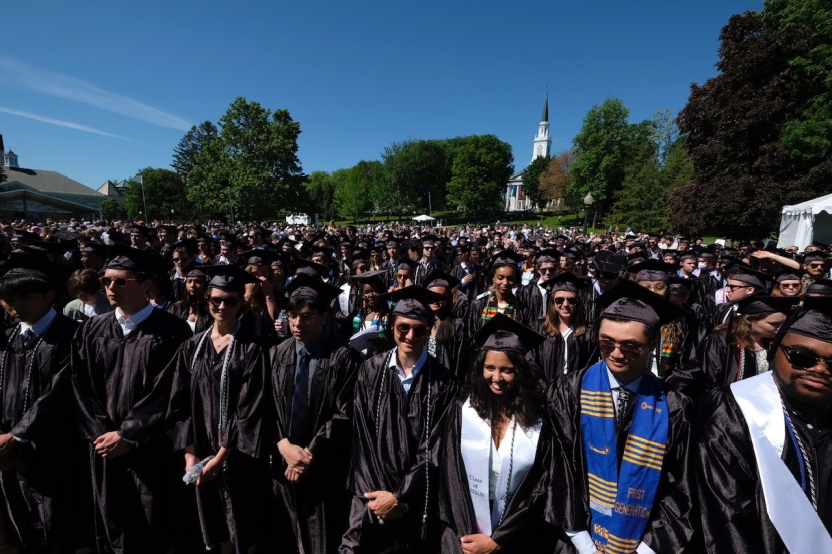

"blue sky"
[0, 0, 762, 191]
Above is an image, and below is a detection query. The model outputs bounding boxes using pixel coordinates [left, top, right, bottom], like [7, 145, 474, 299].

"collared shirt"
[607, 365, 642, 412]
[536, 278, 548, 317]
[19, 307, 57, 340]
[295, 330, 329, 396]
[115, 302, 154, 337]
[389, 347, 428, 403]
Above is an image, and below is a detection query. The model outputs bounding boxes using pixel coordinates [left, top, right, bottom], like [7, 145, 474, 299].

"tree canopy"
[183, 98, 306, 221]
[98, 198, 121, 220]
[446, 135, 514, 219]
[669, 0, 832, 238]
[520, 155, 551, 211]
[123, 168, 188, 221]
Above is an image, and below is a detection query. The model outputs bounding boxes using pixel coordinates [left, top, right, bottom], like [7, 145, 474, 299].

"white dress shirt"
[115, 303, 154, 337]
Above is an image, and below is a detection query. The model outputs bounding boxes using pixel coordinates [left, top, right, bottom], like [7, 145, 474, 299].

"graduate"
[529, 273, 598, 382]
[697, 296, 832, 553]
[167, 264, 271, 554]
[0, 249, 80, 553]
[165, 265, 212, 334]
[424, 271, 467, 381]
[340, 286, 458, 554]
[545, 279, 698, 553]
[466, 250, 531, 344]
[70, 245, 193, 554]
[437, 314, 560, 553]
[517, 249, 561, 319]
[271, 274, 362, 554]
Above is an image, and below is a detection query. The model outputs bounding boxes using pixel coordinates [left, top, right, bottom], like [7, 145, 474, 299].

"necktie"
[616, 387, 631, 430]
[21, 328, 34, 347]
[290, 348, 310, 446]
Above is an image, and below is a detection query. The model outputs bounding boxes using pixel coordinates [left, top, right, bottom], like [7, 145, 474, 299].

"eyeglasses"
[554, 297, 577, 306]
[539, 267, 556, 274]
[726, 284, 748, 290]
[599, 338, 649, 358]
[641, 284, 668, 293]
[394, 323, 430, 337]
[808, 263, 826, 269]
[208, 296, 242, 308]
[99, 276, 139, 288]
[172, 257, 189, 263]
[423, 246, 434, 250]
[779, 344, 832, 370]
[779, 283, 802, 289]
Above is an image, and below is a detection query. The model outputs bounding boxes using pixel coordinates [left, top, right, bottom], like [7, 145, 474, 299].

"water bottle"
[352, 313, 361, 332]
[182, 455, 215, 484]
[277, 310, 289, 338]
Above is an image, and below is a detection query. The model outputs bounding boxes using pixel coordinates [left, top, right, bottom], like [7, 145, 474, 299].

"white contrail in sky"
[0, 56, 192, 131]
[0, 106, 131, 140]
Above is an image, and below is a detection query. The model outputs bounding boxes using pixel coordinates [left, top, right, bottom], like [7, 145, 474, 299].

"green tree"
[669, 2, 832, 238]
[186, 97, 305, 220]
[379, 139, 449, 217]
[98, 198, 121, 220]
[520, 155, 551, 211]
[540, 149, 573, 210]
[446, 135, 514, 219]
[172, 121, 218, 179]
[333, 161, 382, 222]
[124, 168, 189, 221]
[568, 98, 642, 221]
[305, 171, 338, 221]
[606, 141, 665, 231]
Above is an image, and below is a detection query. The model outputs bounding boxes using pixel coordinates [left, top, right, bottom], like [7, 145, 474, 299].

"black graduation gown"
[464, 294, 532, 364]
[666, 331, 765, 400]
[436, 397, 560, 553]
[0, 314, 80, 553]
[450, 264, 487, 299]
[270, 333, 362, 554]
[429, 317, 467, 383]
[340, 351, 458, 554]
[544, 367, 699, 553]
[165, 300, 212, 335]
[696, 387, 832, 554]
[414, 260, 446, 287]
[517, 281, 547, 319]
[71, 309, 192, 554]
[167, 327, 271, 553]
[579, 283, 601, 330]
[528, 322, 599, 383]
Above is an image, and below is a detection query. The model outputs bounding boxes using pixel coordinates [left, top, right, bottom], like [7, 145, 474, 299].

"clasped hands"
[277, 438, 313, 482]
[94, 431, 133, 458]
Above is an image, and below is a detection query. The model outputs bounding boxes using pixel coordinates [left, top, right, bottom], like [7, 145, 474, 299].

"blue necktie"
[290, 348, 310, 445]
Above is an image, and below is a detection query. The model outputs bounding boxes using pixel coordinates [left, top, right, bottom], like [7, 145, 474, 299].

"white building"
[505, 94, 551, 212]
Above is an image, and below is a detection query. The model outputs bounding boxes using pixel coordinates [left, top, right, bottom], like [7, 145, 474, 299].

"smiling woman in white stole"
[436, 313, 561, 553]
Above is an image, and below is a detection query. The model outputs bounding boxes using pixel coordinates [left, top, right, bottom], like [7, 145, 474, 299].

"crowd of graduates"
[0, 217, 829, 554]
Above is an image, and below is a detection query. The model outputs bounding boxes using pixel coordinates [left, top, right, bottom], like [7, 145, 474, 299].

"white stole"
[459, 397, 540, 536]
[338, 283, 351, 315]
[731, 372, 832, 552]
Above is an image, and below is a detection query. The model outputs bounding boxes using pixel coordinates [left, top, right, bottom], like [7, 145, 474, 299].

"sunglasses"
[809, 263, 826, 269]
[394, 323, 430, 337]
[99, 276, 139, 288]
[172, 257, 189, 263]
[599, 338, 649, 358]
[554, 297, 577, 306]
[539, 267, 556, 274]
[208, 296, 242, 308]
[779, 283, 802, 289]
[779, 344, 832, 370]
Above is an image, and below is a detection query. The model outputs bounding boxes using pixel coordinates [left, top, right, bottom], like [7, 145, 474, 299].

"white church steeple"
[532, 92, 551, 162]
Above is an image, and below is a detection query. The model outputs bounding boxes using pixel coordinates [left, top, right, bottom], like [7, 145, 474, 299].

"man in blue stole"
[543, 280, 698, 553]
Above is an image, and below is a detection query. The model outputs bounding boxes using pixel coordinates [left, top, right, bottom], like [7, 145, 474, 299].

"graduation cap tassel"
[766, 299, 807, 363]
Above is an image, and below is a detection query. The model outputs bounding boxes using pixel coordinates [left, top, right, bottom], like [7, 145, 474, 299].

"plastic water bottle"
[182, 455, 215, 484]
[277, 310, 289, 338]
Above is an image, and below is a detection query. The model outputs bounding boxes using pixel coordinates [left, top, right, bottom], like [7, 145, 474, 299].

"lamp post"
[170, 208, 174, 223]
[583, 192, 595, 236]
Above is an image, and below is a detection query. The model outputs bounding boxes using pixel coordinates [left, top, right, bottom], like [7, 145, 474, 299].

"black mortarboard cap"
[807, 278, 832, 296]
[130, 225, 149, 236]
[775, 270, 804, 282]
[351, 269, 387, 291]
[345, 249, 370, 268]
[726, 260, 769, 289]
[293, 257, 330, 278]
[736, 292, 801, 316]
[173, 239, 198, 254]
[487, 249, 524, 269]
[541, 272, 589, 294]
[597, 279, 687, 330]
[668, 276, 694, 291]
[107, 244, 172, 273]
[424, 270, 461, 291]
[630, 259, 677, 282]
[384, 285, 446, 321]
[473, 312, 546, 356]
[592, 250, 626, 274]
[205, 264, 258, 294]
[80, 241, 108, 256]
[285, 273, 342, 304]
[239, 249, 273, 267]
[2, 248, 65, 286]
[186, 266, 208, 279]
[395, 258, 417, 274]
[803, 251, 829, 264]
[784, 297, 832, 342]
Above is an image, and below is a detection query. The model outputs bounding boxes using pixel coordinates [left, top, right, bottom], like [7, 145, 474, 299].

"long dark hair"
[468, 350, 544, 430]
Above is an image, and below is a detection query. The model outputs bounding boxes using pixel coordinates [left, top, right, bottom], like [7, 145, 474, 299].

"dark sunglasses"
[208, 296, 242, 308]
[599, 338, 648, 358]
[394, 323, 430, 337]
[99, 276, 139, 288]
[554, 297, 577, 306]
[780, 344, 832, 370]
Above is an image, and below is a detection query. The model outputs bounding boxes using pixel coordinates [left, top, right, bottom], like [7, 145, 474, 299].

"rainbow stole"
[579, 362, 668, 554]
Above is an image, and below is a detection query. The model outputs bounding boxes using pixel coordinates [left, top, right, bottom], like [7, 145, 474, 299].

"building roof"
[2, 166, 105, 197]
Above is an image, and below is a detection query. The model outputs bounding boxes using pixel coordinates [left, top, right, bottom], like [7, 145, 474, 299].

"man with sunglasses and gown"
[340, 286, 457, 554]
[543, 280, 698, 553]
[71, 245, 192, 553]
[697, 296, 832, 552]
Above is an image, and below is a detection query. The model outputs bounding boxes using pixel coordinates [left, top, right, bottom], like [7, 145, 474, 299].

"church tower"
[531, 93, 551, 162]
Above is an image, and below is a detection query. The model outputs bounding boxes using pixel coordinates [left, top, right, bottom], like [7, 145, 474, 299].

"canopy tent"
[412, 214, 435, 222]
[777, 192, 832, 250]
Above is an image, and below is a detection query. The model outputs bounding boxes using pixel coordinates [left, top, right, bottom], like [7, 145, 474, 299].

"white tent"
[412, 214, 435, 222]
[778, 192, 832, 250]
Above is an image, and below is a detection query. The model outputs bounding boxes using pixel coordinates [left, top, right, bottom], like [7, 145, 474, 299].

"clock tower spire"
[532, 91, 551, 162]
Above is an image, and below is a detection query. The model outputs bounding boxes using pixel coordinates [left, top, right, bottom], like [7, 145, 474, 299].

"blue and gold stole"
[580, 362, 668, 554]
